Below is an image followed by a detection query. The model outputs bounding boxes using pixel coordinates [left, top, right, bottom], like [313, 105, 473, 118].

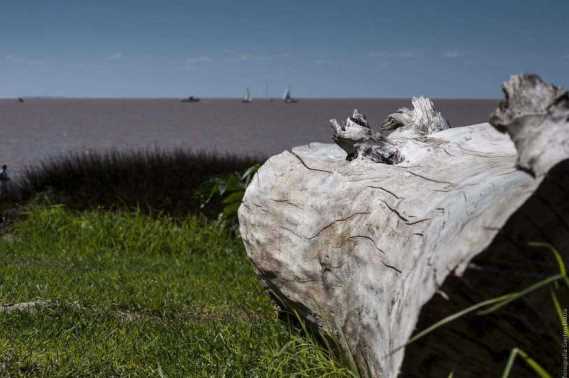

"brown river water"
[0, 98, 497, 175]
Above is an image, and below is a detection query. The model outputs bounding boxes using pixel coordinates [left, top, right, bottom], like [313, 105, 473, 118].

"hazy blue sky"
[0, 0, 567, 98]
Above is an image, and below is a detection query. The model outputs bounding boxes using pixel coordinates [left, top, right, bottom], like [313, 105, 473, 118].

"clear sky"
[0, 0, 568, 98]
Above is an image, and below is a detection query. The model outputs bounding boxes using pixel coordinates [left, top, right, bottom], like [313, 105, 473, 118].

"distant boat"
[181, 96, 200, 103]
[283, 86, 297, 103]
[242, 88, 252, 103]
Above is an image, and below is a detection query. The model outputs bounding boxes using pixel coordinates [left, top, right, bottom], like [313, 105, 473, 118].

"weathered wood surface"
[238, 75, 569, 377]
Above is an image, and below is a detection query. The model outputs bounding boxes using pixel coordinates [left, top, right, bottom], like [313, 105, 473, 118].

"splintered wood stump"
[238, 75, 569, 377]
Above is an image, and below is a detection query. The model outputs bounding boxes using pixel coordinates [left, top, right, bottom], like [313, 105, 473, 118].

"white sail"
[242, 88, 252, 103]
[283, 86, 296, 103]
[283, 87, 291, 101]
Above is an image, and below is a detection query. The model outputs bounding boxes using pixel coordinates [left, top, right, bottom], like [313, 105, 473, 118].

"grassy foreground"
[0, 205, 353, 377]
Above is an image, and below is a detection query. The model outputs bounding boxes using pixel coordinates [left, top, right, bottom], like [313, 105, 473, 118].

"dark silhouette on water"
[181, 96, 200, 103]
[17, 97, 24, 103]
[0, 164, 10, 196]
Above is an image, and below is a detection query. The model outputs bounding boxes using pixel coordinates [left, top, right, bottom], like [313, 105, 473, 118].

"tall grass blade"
[501, 348, 551, 378]
[385, 294, 512, 357]
[477, 274, 562, 315]
[387, 271, 565, 357]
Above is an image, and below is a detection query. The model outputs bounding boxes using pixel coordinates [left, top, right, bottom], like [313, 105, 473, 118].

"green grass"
[0, 205, 353, 377]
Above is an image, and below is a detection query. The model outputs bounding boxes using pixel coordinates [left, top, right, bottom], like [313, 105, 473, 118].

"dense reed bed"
[11, 149, 264, 217]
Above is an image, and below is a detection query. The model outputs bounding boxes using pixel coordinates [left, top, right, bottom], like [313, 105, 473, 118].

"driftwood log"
[238, 75, 569, 377]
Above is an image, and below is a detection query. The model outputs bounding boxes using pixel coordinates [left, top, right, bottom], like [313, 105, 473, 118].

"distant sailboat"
[283, 86, 297, 103]
[242, 88, 252, 103]
[181, 96, 200, 103]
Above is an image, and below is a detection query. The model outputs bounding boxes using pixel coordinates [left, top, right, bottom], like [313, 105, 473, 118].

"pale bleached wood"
[238, 75, 569, 377]
[490, 74, 569, 177]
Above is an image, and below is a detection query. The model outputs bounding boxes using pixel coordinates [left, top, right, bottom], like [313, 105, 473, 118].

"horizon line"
[0, 96, 501, 101]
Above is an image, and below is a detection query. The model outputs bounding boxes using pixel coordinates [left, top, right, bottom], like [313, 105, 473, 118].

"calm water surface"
[0, 98, 497, 175]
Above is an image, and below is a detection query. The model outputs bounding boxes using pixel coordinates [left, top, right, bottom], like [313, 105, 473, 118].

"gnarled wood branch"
[239, 74, 569, 377]
[330, 98, 450, 164]
[330, 109, 402, 164]
[490, 74, 569, 176]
